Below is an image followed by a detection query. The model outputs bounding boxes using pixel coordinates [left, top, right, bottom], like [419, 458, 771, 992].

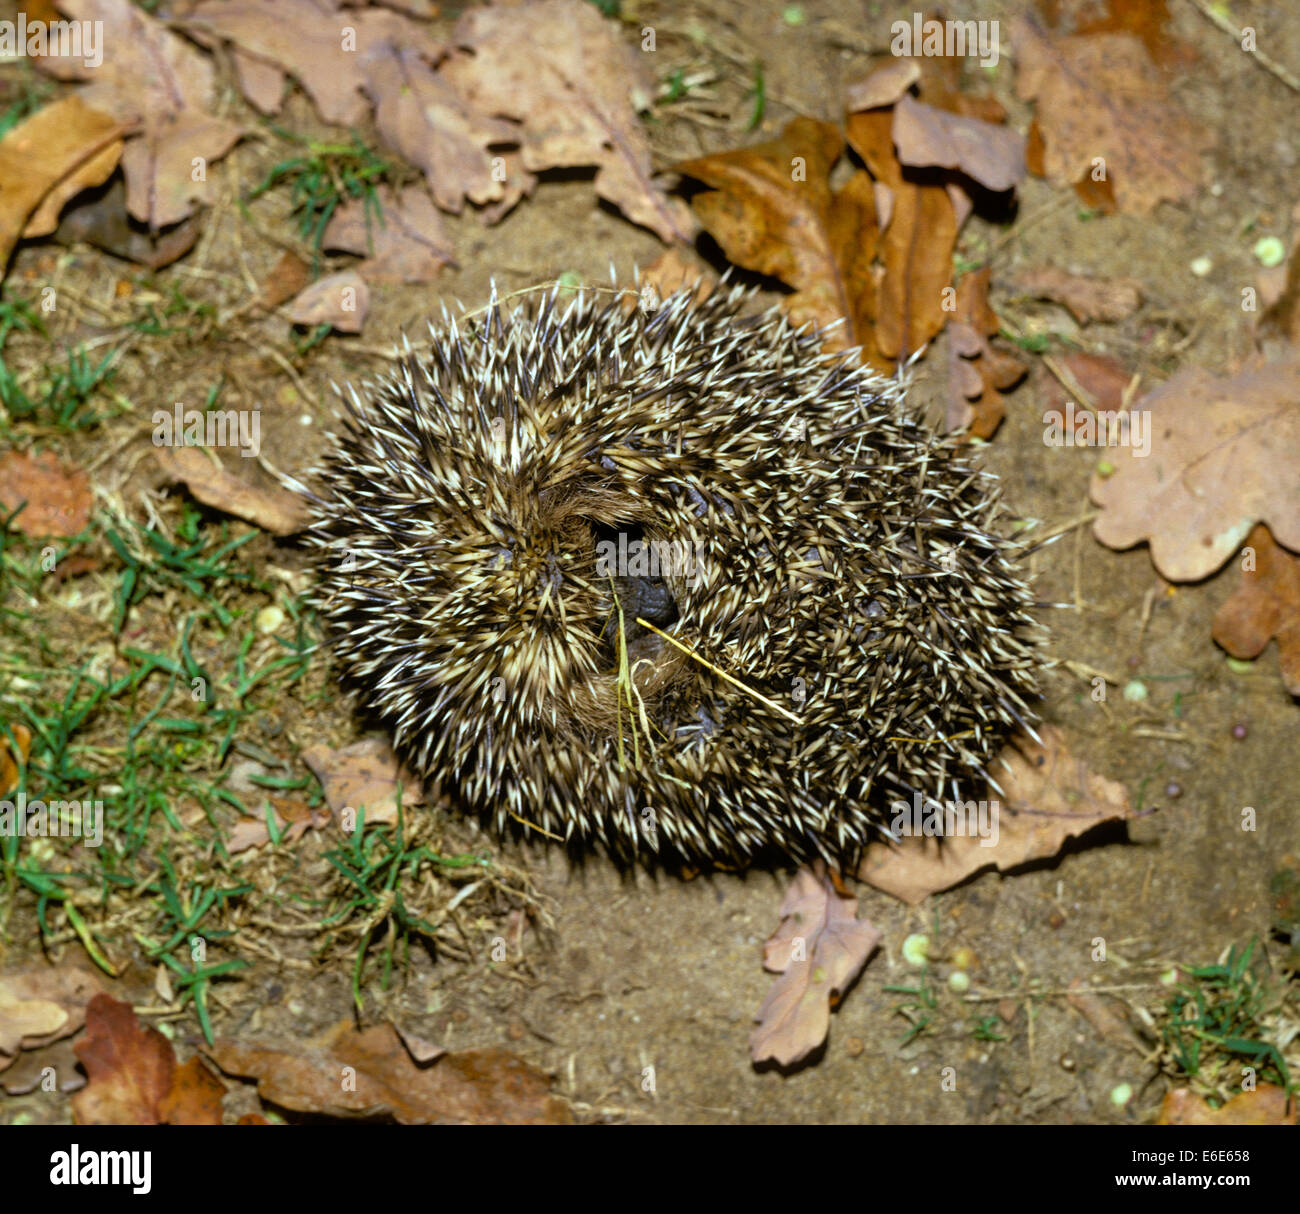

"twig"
[1184, 0, 1300, 93]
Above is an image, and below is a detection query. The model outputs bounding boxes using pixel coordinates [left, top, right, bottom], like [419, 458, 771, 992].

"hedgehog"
[286, 280, 1042, 865]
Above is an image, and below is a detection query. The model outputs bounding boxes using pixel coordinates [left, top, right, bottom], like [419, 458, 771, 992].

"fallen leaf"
[0, 723, 32, 797]
[1158, 1085, 1296, 1126]
[157, 1056, 226, 1125]
[1212, 525, 1300, 695]
[187, 0, 443, 126]
[0, 991, 68, 1056]
[323, 186, 454, 283]
[1012, 16, 1209, 214]
[1072, 0, 1196, 71]
[154, 447, 310, 536]
[857, 726, 1134, 904]
[0, 450, 92, 538]
[632, 249, 715, 312]
[301, 737, 427, 828]
[845, 59, 920, 111]
[750, 865, 879, 1066]
[0, 95, 124, 270]
[209, 1022, 571, 1124]
[846, 109, 956, 362]
[259, 251, 311, 310]
[51, 176, 202, 269]
[1044, 349, 1132, 415]
[287, 270, 370, 333]
[41, 0, 243, 227]
[1016, 266, 1143, 324]
[72, 994, 175, 1124]
[0, 1037, 86, 1095]
[1066, 978, 1133, 1045]
[443, 0, 693, 242]
[678, 117, 880, 357]
[1090, 358, 1300, 580]
[892, 93, 1026, 193]
[946, 267, 1028, 436]
[226, 796, 330, 853]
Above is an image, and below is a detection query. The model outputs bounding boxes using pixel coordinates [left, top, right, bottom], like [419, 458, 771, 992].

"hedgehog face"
[289, 285, 1043, 864]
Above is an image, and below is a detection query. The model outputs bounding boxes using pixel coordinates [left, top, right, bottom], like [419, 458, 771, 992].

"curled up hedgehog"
[286, 280, 1043, 865]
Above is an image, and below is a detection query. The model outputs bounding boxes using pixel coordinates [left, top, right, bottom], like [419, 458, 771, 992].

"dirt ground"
[1, 0, 1298, 1124]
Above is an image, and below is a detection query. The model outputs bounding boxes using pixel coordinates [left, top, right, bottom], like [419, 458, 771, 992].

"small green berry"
[902, 933, 930, 966]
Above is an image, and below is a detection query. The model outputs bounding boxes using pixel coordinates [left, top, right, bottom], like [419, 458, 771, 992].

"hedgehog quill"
[287, 281, 1043, 864]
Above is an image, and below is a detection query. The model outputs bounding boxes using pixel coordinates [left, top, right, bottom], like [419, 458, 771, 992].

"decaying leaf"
[0, 450, 93, 538]
[857, 726, 1134, 904]
[1013, 16, 1209, 214]
[50, 176, 202, 269]
[226, 796, 330, 854]
[287, 270, 371, 333]
[301, 737, 427, 829]
[443, 0, 692, 242]
[1158, 1084, 1296, 1126]
[946, 266, 1028, 437]
[750, 865, 880, 1066]
[0, 95, 123, 270]
[1015, 266, 1143, 325]
[210, 1022, 571, 1124]
[154, 447, 310, 536]
[1090, 358, 1300, 581]
[1212, 524, 1300, 695]
[892, 93, 1026, 194]
[0, 723, 32, 798]
[73, 995, 225, 1124]
[41, 0, 243, 228]
[323, 186, 454, 283]
[678, 117, 878, 357]
[846, 109, 956, 363]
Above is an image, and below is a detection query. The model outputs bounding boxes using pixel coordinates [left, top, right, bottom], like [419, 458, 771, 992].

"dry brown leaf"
[679, 117, 879, 357]
[846, 110, 956, 362]
[156, 1056, 226, 1126]
[1158, 1085, 1296, 1126]
[1046, 349, 1132, 415]
[845, 60, 920, 111]
[0, 1037, 86, 1095]
[259, 251, 311, 310]
[1212, 524, 1300, 695]
[227, 796, 330, 854]
[633, 249, 716, 311]
[323, 186, 454, 283]
[946, 266, 1028, 437]
[360, 43, 527, 217]
[0, 965, 101, 1065]
[209, 1022, 571, 1124]
[750, 865, 879, 1066]
[442, 0, 692, 242]
[892, 94, 1026, 194]
[1090, 358, 1300, 581]
[0, 95, 123, 270]
[1012, 16, 1209, 214]
[1016, 265, 1143, 324]
[186, 0, 443, 126]
[72, 994, 176, 1124]
[50, 176, 202, 269]
[1071, 0, 1196, 71]
[857, 725, 1133, 904]
[41, 0, 242, 228]
[301, 737, 427, 829]
[287, 270, 370, 333]
[0, 722, 32, 798]
[0, 450, 92, 538]
[154, 447, 310, 536]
